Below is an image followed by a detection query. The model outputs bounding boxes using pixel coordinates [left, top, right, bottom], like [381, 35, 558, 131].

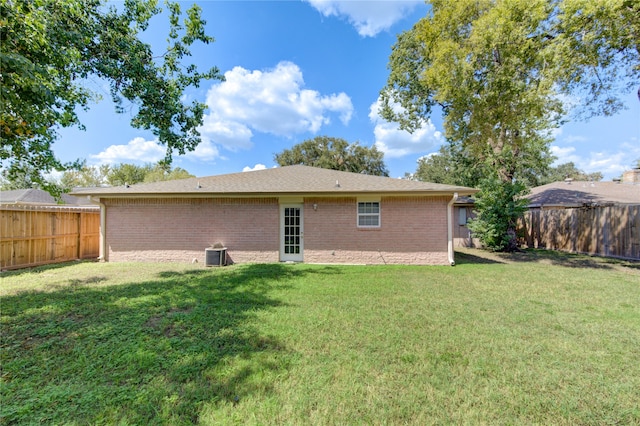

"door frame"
[280, 204, 304, 262]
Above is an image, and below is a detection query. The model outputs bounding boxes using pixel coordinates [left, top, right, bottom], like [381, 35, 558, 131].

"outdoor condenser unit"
[205, 247, 227, 267]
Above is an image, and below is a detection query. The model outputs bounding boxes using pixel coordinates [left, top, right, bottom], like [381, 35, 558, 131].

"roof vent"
[564, 178, 573, 184]
[335, 180, 341, 188]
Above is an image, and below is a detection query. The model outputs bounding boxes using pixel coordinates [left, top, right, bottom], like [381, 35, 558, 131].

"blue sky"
[55, 0, 640, 181]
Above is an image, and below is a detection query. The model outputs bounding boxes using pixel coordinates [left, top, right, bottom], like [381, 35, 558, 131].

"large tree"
[1, 0, 223, 197]
[540, 162, 603, 184]
[61, 162, 195, 187]
[141, 163, 194, 183]
[381, 0, 639, 250]
[274, 136, 389, 176]
[413, 148, 603, 187]
[59, 161, 111, 189]
[412, 143, 483, 187]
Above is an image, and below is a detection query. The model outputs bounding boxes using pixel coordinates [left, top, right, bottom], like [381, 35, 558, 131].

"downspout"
[447, 192, 459, 266]
[89, 196, 107, 261]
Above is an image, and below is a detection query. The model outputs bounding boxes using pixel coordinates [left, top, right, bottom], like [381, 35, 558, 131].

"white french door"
[280, 204, 303, 262]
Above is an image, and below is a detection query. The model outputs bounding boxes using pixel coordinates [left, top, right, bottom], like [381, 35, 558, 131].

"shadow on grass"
[0, 263, 314, 424]
[0, 259, 98, 276]
[68, 276, 109, 286]
[503, 248, 640, 270]
[454, 251, 505, 265]
[457, 247, 640, 271]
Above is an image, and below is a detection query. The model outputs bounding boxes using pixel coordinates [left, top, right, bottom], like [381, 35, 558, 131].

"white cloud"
[201, 61, 353, 152]
[45, 169, 64, 183]
[550, 145, 580, 165]
[305, 0, 423, 37]
[183, 136, 222, 162]
[551, 138, 640, 179]
[92, 136, 223, 166]
[243, 164, 267, 172]
[369, 97, 443, 158]
[91, 137, 165, 164]
[562, 134, 588, 144]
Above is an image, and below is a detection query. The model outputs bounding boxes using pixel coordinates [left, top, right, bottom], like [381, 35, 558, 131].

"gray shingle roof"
[528, 181, 640, 206]
[71, 165, 477, 197]
[0, 189, 96, 206]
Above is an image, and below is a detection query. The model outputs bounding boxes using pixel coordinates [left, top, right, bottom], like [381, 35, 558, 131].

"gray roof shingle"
[0, 189, 96, 206]
[528, 181, 640, 206]
[71, 165, 477, 197]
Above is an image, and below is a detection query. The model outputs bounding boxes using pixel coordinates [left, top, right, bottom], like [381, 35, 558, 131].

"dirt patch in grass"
[144, 307, 193, 337]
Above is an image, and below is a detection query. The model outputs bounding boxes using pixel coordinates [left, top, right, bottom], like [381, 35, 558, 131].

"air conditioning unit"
[205, 247, 227, 267]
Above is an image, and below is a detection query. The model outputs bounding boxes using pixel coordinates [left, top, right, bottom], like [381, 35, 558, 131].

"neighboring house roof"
[528, 181, 640, 207]
[72, 165, 478, 197]
[0, 189, 96, 206]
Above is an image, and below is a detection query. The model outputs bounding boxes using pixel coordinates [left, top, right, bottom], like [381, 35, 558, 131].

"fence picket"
[519, 205, 640, 260]
[1, 206, 100, 270]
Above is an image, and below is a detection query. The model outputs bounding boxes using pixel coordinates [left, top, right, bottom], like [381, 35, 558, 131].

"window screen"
[357, 202, 380, 227]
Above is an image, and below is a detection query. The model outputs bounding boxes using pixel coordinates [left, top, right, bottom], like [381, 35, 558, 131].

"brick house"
[72, 165, 477, 266]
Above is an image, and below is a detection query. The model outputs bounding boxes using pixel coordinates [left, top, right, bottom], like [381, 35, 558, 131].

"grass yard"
[1, 249, 639, 425]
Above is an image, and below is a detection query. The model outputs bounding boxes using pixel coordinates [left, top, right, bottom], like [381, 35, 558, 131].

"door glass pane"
[283, 207, 302, 257]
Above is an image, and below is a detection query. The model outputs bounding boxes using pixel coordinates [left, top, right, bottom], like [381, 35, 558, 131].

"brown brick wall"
[103, 195, 450, 265]
[104, 198, 279, 263]
[303, 196, 449, 265]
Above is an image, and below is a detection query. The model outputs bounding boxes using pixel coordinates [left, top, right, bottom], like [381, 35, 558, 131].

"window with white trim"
[357, 201, 380, 227]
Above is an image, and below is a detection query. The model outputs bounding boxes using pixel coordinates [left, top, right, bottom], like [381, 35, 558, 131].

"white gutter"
[89, 196, 107, 261]
[447, 192, 459, 266]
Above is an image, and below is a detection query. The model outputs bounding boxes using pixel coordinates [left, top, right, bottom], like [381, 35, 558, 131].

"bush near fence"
[1, 206, 100, 270]
[519, 204, 640, 260]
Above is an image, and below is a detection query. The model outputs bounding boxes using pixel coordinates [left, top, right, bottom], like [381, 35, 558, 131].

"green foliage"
[413, 147, 460, 185]
[59, 161, 111, 189]
[412, 143, 483, 186]
[0, 0, 222, 194]
[553, 0, 640, 118]
[539, 162, 603, 184]
[274, 136, 389, 176]
[468, 179, 529, 251]
[1, 164, 40, 191]
[412, 150, 605, 188]
[143, 165, 194, 183]
[382, 0, 638, 250]
[382, 0, 562, 185]
[107, 163, 151, 186]
[57, 161, 195, 188]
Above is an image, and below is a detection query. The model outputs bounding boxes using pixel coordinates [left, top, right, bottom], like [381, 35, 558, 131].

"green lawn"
[1, 250, 639, 425]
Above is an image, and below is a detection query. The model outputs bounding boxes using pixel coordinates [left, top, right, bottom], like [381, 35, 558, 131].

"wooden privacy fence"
[0, 206, 100, 270]
[519, 204, 640, 260]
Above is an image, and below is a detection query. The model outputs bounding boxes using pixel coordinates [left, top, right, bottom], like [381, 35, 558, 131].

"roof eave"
[75, 189, 478, 199]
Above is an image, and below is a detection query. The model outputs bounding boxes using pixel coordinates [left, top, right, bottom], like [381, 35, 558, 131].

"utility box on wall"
[205, 247, 227, 267]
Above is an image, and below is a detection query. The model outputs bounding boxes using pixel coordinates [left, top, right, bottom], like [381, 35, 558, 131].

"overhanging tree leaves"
[381, 0, 639, 251]
[0, 0, 223, 197]
[274, 136, 389, 176]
